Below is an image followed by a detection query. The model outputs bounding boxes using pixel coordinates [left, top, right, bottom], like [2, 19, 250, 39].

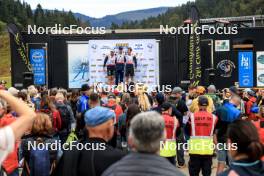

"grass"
[0, 32, 11, 87]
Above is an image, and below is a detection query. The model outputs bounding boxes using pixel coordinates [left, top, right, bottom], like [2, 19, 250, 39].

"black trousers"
[115, 69, 124, 85]
[188, 155, 213, 176]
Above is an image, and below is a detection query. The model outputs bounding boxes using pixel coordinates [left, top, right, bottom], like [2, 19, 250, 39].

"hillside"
[119, 0, 264, 28]
[74, 7, 170, 27]
[0, 32, 11, 87]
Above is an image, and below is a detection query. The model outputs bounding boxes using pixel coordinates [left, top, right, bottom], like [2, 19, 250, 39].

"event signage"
[215, 40, 230, 52]
[256, 51, 264, 87]
[7, 23, 32, 72]
[67, 43, 89, 88]
[87, 39, 159, 87]
[29, 49, 46, 85]
[238, 51, 253, 87]
[188, 5, 201, 87]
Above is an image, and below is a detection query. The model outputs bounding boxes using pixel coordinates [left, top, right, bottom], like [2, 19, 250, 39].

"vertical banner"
[29, 49, 46, 85]
[68, 42, 89, 88]
[238, 51, 253, 87]
[257, 51, 264, 87]
[88, 39, 159, 87]
[188, 6, 201, 86]
[7, 23, 32, 72]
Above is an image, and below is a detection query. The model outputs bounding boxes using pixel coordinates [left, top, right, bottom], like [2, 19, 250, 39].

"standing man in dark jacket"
[168, 87, 188, 168]
[53, 106, 126, 176]
[102, 111, 185, 176]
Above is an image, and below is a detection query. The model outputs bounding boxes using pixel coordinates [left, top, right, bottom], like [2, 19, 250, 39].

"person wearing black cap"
[77, 84, 90, 115]
[151, 93, 165, 113]
[160, 102, 179, 165]
[115, 47, 126, 85]
[187, 95, 218, 176]
[53, 106, 126, 176]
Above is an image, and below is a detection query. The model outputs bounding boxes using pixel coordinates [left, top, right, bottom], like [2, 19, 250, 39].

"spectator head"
[17, 91, 28, 102]
[229, 95, 241, 107]
[84, 106, 116, 142]
[126, 104, 141, 128]
[108, 93, 116, 103]
[155, 93, 165, 105]
[50, 88, 58, 96]
[198, 95, 209, 110]
[32, 113, 53, 135]
[28, 85, 38, 97]
[81, 84, 90, 96]
[121, 93, 131, 106]
[229, 86, 239, 96]
[161, 102, 172, 115]
[128, 111, 165, 153]
[171, 87, 183, 98]
[196, 86, 206, 95]
[89, 92, 100, 108]
[207, 85, 216, 93]
[8, 87, 19, 97]
[0, 98, 7, 117]
[58, 88, 67, 99]
[55, 92, 65, 103]
[127, 47, 132, 54]
[118, 46, 123, 54]
[227, 120, 264, 162]
[247, 90, 256, 98]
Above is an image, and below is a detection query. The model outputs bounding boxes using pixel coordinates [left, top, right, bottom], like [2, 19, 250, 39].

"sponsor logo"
[258, 74, 264, 84]
[142, 76, 148, 78]
[91, 44, 97, 49]
[140, 58, 147, 61]
[149, 70, 155, 72]
[147, 43, 153, 49]
[134, 43, 144, 50]
[149, 58, 155, 61]
[98, 70, 104, 72]
[100, 45, 111, 50]
[32, 51, 44, 63]
[257, 54, 264, 64]
[97, 59, 103, 61]
[91, 70, 97, 73]
[91, 65, 96, 67]
[149, 76, 155, 78]
[217, 60, 235, 78]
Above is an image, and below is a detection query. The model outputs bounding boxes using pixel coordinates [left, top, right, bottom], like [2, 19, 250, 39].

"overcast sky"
[24, 0, 192, 18]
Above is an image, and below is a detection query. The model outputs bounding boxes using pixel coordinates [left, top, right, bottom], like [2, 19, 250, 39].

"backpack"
[56, 104, 71, 131]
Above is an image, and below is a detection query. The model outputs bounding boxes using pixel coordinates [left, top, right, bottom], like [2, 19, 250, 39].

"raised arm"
[0, 90, 36, 140]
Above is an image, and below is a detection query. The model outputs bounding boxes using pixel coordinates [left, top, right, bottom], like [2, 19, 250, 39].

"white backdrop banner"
[88, 39, 159, 87]
[257, 51, 264, 87]
[68, 42, 89, 88]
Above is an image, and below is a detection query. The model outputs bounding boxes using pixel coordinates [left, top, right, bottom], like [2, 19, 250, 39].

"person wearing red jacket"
[244, 90, 257, 121]
[0, 99, 19, 176]
[49, 102, 62, 131]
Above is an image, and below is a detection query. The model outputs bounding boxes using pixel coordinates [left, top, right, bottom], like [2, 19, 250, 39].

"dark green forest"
[118, 0, 264, 29]
[0, 0, 263, 31]
[0, 0, 88, 32]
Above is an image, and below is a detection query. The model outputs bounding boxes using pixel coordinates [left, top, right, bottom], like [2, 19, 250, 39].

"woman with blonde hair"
[21, 113, 58, 176]
[136, 84, 151, 111]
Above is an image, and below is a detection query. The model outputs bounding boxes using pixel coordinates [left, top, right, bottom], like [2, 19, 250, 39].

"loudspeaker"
[23, 72, 34, 88]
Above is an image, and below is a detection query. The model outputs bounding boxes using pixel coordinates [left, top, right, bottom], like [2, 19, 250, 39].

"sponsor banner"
[7, 23, 32, 72]
[68, 43, 89, 88]
[256, 51, 264, 87]
[215, 40, 230, 52]
[88, 39, 159, 87]
[188, 5, 201, 87]
[29, 49, 46, 85]
[216, 59, 235, 78]
[238, 51, 253, 87]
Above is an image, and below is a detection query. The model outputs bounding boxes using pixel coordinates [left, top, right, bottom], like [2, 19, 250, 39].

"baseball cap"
[247, 90, 256, 97]
[198, 96, 209, 106]
[172, 87, 183, 94]
[108, 93, 116, 99]
[81, 84, 90, 92]
[196, 86, 206, 94]
[229, 86, 239, 95]
[161, 102, 172, 111]
[84, 106, 116, 127]
[156, 93, 165, 104]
